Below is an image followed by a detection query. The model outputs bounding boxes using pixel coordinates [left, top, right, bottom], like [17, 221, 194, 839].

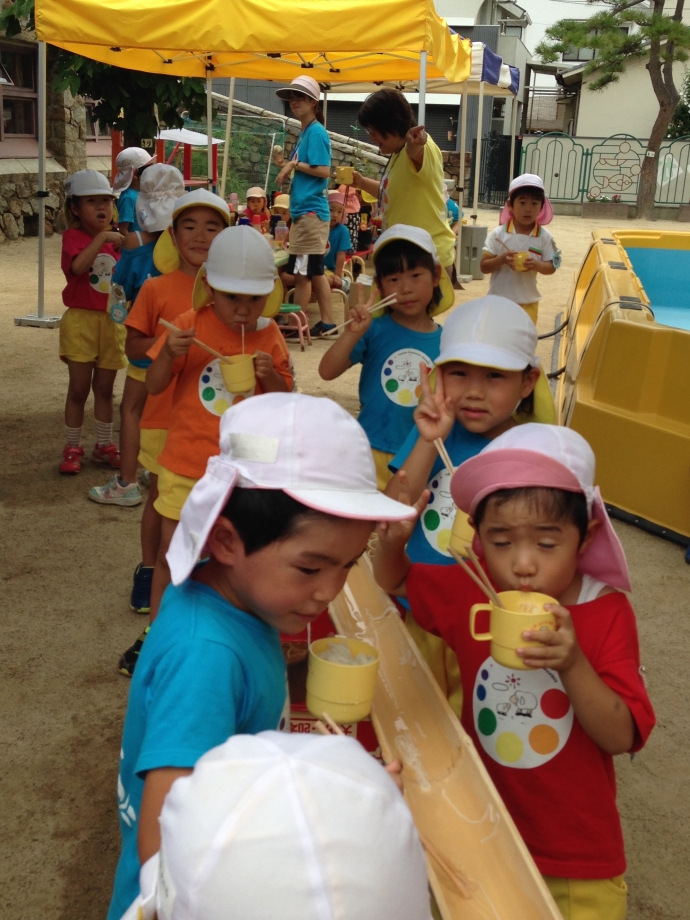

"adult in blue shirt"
[275, 76, 334, 336]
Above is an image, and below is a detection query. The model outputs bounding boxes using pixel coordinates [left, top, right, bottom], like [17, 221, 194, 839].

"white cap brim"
[436, 342, 536, 371]
[205, 267, 275, 296]
[285, 487, 416, 522]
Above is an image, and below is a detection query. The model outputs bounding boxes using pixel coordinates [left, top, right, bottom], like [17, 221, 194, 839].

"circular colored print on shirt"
[380, 349, 432, 407]
[472, 658, 573, 769]
[420, 467, 456, 557]
[198, 359, 255, 417]
[89, 253, 117, 293]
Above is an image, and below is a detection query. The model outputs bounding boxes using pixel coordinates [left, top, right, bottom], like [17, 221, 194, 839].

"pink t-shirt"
[61, 228, 119, 312]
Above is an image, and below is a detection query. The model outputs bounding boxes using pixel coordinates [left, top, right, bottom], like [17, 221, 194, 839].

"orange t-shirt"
[148, 306, 294, 479]
[125, 271, 195, 430]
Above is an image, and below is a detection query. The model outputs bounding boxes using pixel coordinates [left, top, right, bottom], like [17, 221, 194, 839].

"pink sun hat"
[500, 173, 553, 226]
[450, 424, 631, 591]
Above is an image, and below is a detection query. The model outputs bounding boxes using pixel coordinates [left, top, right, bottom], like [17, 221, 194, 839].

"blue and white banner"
[469, 42, 520, 94]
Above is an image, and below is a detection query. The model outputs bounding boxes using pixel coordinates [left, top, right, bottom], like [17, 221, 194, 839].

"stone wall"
[47, 85, 88, 175]
[0, 175, 64, 244]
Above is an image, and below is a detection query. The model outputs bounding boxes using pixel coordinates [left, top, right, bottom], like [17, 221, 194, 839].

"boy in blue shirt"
[325, 190, 352, 293]
[106, 392, 415, 920]
[113, 146, 155, 234]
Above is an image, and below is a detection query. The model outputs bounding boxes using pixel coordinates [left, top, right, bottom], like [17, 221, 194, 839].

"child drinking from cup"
[58, 169, 125, 474]
[88, 165, 186, 510]
[480, 174, 559, 326]
[325, 190, 352, 292]
[106, 393, 416, 920]
[118, 731, 429, 920]
[319, 224, 455, 490]
[140, 226, 293, 631]
[374, 423, 655, 920]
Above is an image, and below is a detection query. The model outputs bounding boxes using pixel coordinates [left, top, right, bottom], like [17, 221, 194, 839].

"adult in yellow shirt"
[352, 88, 456, 276]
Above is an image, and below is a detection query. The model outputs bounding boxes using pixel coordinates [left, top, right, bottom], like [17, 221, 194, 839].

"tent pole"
[472, 80, 484, 219]
[265, 132, 276, 196]
[220, 76, 235, 200]
[455, 83, 468, 279]
[14, 40, 61, 328]
[418, 51, 427, 125]
[323, 90, 328, 127]
[509, 92, 518, 182]
[206, 68, 214, 191]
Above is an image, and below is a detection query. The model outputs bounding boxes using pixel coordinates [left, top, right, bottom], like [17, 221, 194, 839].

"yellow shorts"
[59, 307, 127, 369]
[153, 464, 197, 521]
[544, 875, 627, 920]
[126, 363, 148, 382]
[372, 449, 395, 491]
[138, 428, 168, 476]
[519, 301, 539, 324]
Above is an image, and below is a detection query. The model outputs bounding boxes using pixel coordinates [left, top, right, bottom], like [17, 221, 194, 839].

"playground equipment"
[555, 229, 690, 546]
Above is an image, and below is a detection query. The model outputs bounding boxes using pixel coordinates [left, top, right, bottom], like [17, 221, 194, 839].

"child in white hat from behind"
[106, 393, 416, 920]
[120, 731, 431, 920]
[480, 173, 560, 326]
[374, 423, 655, 920]
[113, 146, 157, 233]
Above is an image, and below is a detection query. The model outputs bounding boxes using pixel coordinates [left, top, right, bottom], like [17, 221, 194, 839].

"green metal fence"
[520, 132, 690, 206]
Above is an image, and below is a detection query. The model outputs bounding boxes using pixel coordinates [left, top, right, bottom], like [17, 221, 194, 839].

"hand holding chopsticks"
[159, 318, 228, 362]
[319, 293, 398, 336]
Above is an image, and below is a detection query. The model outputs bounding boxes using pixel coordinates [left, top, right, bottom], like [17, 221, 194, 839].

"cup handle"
[470, 604, 493, 641]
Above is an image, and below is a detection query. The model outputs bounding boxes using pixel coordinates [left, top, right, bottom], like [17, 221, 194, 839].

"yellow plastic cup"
[336, 165, 354, 185]
[448, 509, 475, 554]
[220, 354, 255, 393]
[470, 591, 557, 670]
[513, 251, 531, 272]
[306, 637, 380, 723]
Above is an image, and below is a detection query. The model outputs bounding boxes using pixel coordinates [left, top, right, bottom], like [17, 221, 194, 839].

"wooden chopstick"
[319, 293, 398, 337]
[463, 543, 503, 607]
[321, 711, 346, 735]
[449, 548, 500, 604]
[433, 438, 454, 476]
[159, 318, 229, 363]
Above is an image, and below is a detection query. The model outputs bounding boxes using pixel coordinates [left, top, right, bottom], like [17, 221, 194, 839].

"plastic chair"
[278, 303, 311, 351]
[286, 286, 349, 325]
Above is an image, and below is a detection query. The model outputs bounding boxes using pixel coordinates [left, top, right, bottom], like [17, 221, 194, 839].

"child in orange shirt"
[119, 225, 293, 675]
[112, 191, 231, 636]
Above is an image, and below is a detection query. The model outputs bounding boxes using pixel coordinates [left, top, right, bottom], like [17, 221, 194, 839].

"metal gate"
[470, 132, 522, 206]
[520, 132, 587, 201]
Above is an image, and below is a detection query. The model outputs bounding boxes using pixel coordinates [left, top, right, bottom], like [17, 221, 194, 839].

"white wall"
[577, 56, 687, 138]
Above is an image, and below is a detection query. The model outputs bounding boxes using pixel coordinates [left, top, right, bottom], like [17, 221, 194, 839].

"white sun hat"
[135, 164, 185, 232]
[153, 189, 232, 274]
[275, 75, 321, 101]
[372, 223, 454, 316]
[435, 295, 538, 371]
[246, 186, 266, 199]
[451, 423, 631, 591]
[120, 731, 431, 920]
[167, 393, 416, 585]
[113, 146, 156, 193]
[64, 169, 115, 198]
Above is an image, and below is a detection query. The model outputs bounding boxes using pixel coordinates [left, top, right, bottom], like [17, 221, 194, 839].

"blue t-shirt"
[325, 222, 352, 272]
[112, 240, 159, 304]
[391, 422, 489, 566]
[106, 578, 287, 920]
[116, 187, 141, 232]
[446, 198, 459, 223]
[349, 312, 441, 454]
[290, 120, 331, 221]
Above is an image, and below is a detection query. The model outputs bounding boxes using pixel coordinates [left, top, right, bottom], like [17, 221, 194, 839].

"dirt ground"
[1, 210, 688, 920]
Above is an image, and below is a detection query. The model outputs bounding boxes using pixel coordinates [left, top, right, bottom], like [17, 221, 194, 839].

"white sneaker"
[88, 475, 142, 507]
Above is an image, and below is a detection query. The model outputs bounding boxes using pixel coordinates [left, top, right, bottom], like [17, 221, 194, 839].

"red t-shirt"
[407, 564, 655, 879]
[148, 307, 294, 479]
[125, 271, 195, 430]
[61, 228, 119, 311]
[242, 206, 270, 224]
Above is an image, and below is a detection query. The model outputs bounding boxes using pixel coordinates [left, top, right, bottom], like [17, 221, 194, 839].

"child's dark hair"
[473, 487, 589, 545]
[509, 185, 545, 206]
[220, 488, 327, 555]
[358, 88, 416, 139]
[373, 239, 442, 313]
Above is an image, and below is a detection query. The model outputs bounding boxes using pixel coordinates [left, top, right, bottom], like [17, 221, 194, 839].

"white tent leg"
[418, 51, 427, 126]
[471, 80, 484, 219]
[264, 132, 276, 195]
[15, 40, 61, 328]
[219, 76, 235, 200]
[455, 83, 469, 280]
[206, 70, 214, 191]
[509, 93, 518, 182]
[323, 90, 328, 127]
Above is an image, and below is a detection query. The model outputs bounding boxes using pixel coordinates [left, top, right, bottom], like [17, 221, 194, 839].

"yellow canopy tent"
[18, 0, 470, 326]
